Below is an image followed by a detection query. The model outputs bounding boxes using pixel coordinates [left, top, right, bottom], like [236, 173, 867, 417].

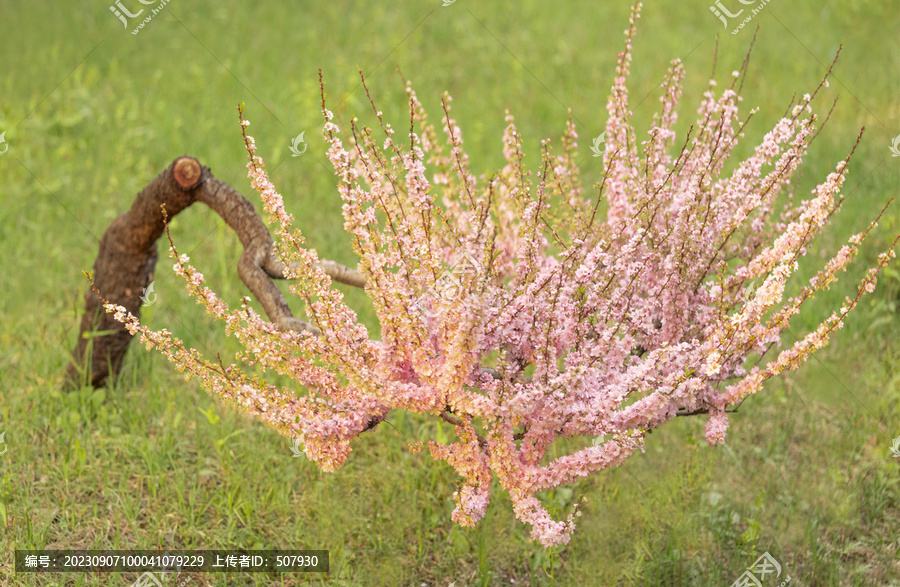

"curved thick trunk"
[65, 156, 363, 389]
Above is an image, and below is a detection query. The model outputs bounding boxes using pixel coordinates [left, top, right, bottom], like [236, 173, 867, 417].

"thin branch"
[440, 410, 487, 448]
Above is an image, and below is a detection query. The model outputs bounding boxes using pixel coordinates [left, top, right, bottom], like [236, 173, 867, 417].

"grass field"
[1, 0, 899, 585]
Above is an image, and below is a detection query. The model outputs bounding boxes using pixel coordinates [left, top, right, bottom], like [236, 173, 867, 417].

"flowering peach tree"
[101, 4, 897, 546]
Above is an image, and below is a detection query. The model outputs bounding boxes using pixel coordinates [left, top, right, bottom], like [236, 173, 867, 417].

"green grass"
[1, 0, 899, 584]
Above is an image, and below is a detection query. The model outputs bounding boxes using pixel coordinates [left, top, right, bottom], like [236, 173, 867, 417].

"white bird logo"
[890, 435, 900, 458]
[141, 281, 157, 306]
[740, 279, 758, 303]
[0, 431, 6, 456]
[290, 437, 303, 457]
[442, 0, 457, 5]
[590, 132, 608, 157]
[0, 131, 7, 156]
[289, 132, 307, 157]
[889, 134, 900, 157]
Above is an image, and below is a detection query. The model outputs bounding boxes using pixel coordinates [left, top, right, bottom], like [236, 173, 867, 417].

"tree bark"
[65, 156, 363, 389]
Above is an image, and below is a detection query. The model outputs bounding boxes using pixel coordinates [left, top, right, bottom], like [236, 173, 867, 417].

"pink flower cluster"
[105, 3, 897, 547]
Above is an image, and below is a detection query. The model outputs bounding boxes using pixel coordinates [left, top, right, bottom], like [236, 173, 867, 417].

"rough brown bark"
[66, 155, 364, 389]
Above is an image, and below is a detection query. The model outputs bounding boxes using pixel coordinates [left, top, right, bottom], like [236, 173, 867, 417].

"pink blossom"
[95, 6, 899, 548]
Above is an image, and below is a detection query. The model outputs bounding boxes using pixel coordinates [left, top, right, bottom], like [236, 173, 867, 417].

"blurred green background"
[0, 0, 898, 585]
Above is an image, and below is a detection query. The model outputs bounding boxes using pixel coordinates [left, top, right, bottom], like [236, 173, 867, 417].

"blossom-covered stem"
[106, 5, 898, 547]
